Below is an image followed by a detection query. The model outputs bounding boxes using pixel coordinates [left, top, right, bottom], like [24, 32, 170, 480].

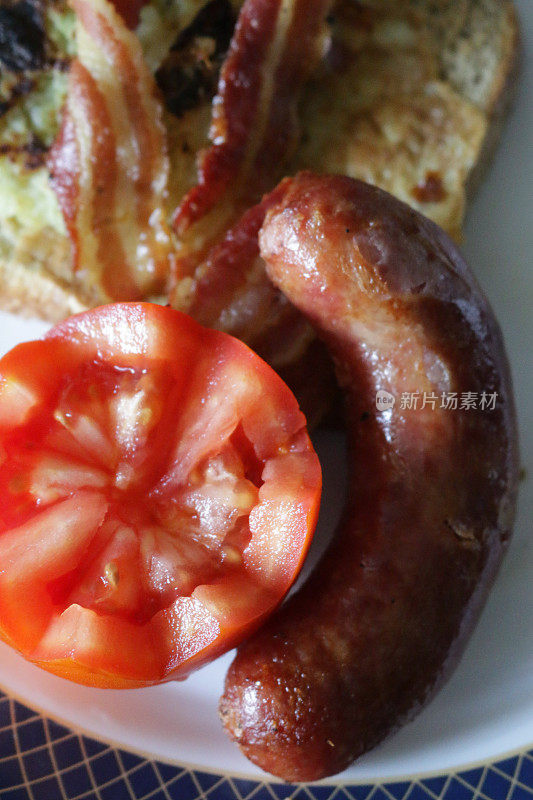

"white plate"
[0, 1, 531, 784]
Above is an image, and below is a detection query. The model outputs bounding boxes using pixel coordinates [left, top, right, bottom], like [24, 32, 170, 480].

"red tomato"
[0, 304, 321, 688]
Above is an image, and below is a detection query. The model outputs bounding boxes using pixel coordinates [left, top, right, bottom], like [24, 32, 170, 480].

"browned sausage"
[219, 173, 519, 781]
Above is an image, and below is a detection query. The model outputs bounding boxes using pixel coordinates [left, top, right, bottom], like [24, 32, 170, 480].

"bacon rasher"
[176, 186, 309, 365]
[169, 0, 337, 421]
[173, 185, 337, 426]
[110, 0, 148, 29]
[171, 0, 334, 277]
[168, 0, 338, 420]
[49, 0, 175, 302]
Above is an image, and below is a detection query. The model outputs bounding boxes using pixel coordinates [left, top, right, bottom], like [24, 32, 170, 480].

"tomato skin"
[0, 303, 321, 688]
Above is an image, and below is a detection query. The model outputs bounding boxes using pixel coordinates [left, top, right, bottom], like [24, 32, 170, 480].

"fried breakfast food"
[167, 0, 341, 424]
[0, 0, 241, 316]
[293, 0, 520, 239]
[0, 0, 520, 322]
[48, 0, 177, 302]
[172, 0, 334, 276]
[219, 173, 519, 781]
[0, 0, 522, 781]
[168, 0, 520, 421]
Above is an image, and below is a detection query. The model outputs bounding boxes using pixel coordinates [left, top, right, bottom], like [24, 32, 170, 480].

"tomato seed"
[104, 561, 120, 588]
[222, 545, 242, 565]
[189, 468, 202, 484]
[139, 407, 153, 426]
[53, 410, 68, 426]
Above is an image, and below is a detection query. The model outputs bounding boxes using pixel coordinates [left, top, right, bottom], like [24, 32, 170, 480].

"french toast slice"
[0, 0, 237, 318]
[0, 0, 520, 321]
[293, 0, 520, 239]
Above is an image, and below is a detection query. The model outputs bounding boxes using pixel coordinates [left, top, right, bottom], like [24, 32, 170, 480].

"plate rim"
[1, 676, 532, 788]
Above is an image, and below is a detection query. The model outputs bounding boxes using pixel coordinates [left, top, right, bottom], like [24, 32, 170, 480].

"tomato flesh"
[0, 304, 321, 687]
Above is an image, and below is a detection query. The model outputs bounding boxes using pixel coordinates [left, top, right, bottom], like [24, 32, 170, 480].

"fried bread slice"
[0, 0, 520, 320]
[293, 0, 520, 239]
[0, 0, 237, 317]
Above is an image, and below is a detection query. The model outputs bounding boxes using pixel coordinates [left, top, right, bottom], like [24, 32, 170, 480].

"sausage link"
[219, 173, 519, 781]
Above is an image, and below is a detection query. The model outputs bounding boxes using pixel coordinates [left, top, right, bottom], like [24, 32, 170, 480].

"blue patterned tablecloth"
[0, 689, 532, 800]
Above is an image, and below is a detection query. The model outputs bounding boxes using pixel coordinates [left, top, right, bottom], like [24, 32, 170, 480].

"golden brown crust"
[293, 0, 521, 240]
[220, 172, 519, 781]
[0, 0, 522, 320]
[0, 258, 87, 322]
[465, 2, 522, 201]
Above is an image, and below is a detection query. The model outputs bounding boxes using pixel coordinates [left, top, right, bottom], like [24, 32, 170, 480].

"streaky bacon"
[110, 0, 148, 29]
[173, 185, 339, 426]
[171, 0, 334, 277]
[168, 0, 338, 423]
[49, 0, 175, 302]
[178, 192, 282, 336]
[177, 185, 309, 364]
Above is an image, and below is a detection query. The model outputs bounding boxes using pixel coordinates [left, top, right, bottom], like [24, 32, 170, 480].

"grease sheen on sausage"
[219, 173, 519, 781]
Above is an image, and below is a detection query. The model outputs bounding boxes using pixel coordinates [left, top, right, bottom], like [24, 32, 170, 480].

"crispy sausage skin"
[219, 173, 519, 781]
